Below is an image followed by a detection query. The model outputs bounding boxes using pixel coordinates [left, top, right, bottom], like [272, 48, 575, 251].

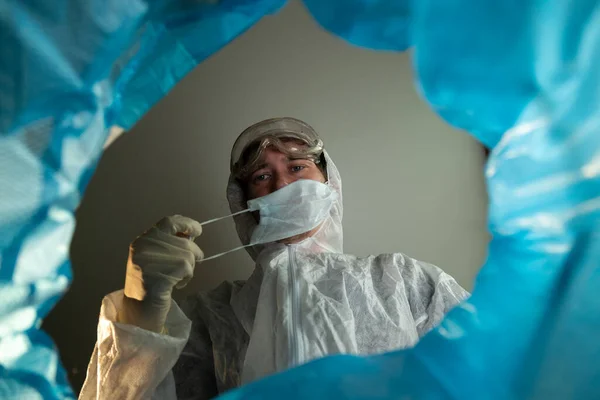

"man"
[80, 117, 468, 399]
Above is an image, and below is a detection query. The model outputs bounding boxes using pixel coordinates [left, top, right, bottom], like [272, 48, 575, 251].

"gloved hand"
[118, 215, 204, 333]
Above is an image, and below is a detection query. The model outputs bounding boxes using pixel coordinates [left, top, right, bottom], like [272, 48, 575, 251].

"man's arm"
[79, 290, 192, 400]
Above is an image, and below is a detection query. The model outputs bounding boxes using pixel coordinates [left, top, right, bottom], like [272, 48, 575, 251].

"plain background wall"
[44, 1, 489, 392]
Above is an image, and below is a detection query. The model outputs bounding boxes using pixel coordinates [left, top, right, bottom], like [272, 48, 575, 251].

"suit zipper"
[288, 245, 302, 367]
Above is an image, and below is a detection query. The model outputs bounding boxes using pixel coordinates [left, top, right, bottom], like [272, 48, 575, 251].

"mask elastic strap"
[199, 208, 250, 227]
[194, 208, 253, 262]
[199, 243, 252, 262]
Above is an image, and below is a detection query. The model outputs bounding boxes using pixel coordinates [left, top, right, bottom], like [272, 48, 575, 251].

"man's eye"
[291, 165, 305, 172]
[254, 173, 270, 183]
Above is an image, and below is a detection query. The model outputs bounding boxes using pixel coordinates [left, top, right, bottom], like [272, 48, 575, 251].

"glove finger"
[136, 236, 198, 270]
[144, 230, 204, 261]
[138, 256, 194, 286]
[175, 276, 192, 289]
[190, 241, 204, 261]
[155, 215, 203, 239]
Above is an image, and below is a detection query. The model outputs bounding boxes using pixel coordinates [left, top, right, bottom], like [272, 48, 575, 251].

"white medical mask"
[198, 179, 338, 261]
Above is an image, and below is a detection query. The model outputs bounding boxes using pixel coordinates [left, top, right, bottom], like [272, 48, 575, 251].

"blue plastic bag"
[219, 0, 600, 399]
[0, 1, 283, 398]
[302, 0, 411, 51]
[2, 0, 599, 398]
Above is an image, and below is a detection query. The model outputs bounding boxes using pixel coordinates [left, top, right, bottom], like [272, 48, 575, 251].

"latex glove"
[119, 215, 203, 333]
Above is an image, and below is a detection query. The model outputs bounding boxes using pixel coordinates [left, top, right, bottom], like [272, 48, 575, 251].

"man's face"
[245, 141, 325, 200]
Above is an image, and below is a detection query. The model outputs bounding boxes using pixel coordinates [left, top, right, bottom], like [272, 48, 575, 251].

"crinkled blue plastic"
[220, 0, 600, 399]
[2, 0, 599, 398]
[302, 0, 411, 51]
[0, 0, 284, 398]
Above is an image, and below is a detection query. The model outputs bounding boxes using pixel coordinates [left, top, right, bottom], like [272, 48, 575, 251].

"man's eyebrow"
[250, 163, 269, 173]
[287, 155, 312, 161]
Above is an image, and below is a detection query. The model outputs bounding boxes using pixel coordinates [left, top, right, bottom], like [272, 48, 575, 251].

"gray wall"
[44, 1, 489, 392]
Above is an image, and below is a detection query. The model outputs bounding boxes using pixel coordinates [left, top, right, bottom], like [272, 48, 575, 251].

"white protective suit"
[80, 152, 469, 399]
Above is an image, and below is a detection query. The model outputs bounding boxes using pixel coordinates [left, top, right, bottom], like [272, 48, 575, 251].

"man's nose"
[273, 173, 290, 191]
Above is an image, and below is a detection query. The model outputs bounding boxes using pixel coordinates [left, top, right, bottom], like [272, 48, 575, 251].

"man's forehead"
[279, 137, 309, 150]
[255, 146, 309, 164]
[254, 139, 308, 157]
